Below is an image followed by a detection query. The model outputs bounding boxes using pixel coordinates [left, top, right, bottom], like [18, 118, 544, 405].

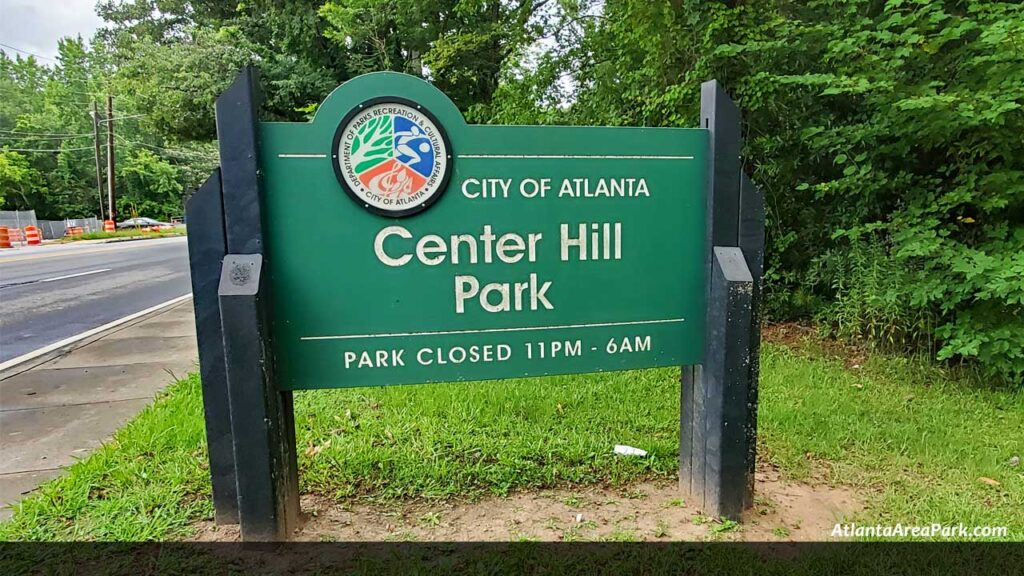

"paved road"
[0, 237, 191, 362]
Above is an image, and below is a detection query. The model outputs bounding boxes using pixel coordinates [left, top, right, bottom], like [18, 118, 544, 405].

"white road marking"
[0, 293, 193, 373]
[301, 318, 684, 341]
[0, 236, 187, 264]
[40, 269, 112, 283]
[456, 154, 694, 160]
[279, 153, 328, 158]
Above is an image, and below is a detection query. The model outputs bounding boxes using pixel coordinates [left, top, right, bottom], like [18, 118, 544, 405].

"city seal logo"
[333, 97, 452, 217]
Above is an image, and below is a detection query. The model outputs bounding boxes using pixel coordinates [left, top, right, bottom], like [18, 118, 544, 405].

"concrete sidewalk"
[0, 299, 197, 520]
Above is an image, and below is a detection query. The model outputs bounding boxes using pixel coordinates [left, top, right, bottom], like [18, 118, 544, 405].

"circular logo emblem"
[333, 98, 451, 217]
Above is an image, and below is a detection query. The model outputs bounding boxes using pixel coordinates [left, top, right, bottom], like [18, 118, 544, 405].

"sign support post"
[679, 80, 763, 519]
[184, 168, 238, 524]
[739, 173, 766, 508]
[215, 67, 300, 540]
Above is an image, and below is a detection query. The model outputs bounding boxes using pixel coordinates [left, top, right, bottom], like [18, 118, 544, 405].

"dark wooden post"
[680, 80, 761, 519]
[738, 174, 766, 508]
[185, 169, 238, 524]
[215, 66, 300, 541]
[702, 247, 754, 518]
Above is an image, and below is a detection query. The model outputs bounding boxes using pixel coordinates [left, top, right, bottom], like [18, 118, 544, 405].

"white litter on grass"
[613, 445, 648, 457]
[575, 513, 583, 523]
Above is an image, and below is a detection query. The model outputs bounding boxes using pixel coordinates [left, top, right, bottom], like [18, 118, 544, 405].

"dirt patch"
[762, 322, 868, 369]
[193, 464, 861, 542]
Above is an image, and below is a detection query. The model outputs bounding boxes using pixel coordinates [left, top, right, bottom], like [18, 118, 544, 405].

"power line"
[0, 84, 197, 98]
[0, 128, 90, 135]
[115, 134, 215, 159]
[0, 42, 55, 62]
[99, 113, 147, 123]
[3, 146, 94, 153]
[0, 91, 93, 107]
[0, 133, 93, 140]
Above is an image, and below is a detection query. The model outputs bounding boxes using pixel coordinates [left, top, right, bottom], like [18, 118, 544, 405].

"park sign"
[187, 68, 764, 540]
[260, 73, 707, 389]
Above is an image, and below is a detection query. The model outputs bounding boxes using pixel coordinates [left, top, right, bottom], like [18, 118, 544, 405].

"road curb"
[102, 234, 187, 244]
[0, 294, 194, 380]
[52, 234, 187, 246]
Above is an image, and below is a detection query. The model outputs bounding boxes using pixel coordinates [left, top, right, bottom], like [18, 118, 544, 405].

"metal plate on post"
[219, 254, 263, 296]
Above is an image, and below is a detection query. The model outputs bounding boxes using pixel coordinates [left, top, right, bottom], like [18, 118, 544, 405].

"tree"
[319, 0, 553, 112]
[117, 149, 183, 219]
[486, 0, 1024, 381]
[101, 0, 350, 133]
[0, 150, 45, 209]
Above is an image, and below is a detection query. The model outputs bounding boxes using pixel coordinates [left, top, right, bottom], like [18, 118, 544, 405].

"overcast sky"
[0, 0, 103, 62]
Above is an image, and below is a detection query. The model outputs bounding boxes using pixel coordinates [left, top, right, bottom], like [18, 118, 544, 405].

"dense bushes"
[484, 0, 1024, 382]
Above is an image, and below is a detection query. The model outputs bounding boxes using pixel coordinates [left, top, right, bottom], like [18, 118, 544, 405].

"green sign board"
[259, 73, 707, 389]
[190, 68, 761, 538]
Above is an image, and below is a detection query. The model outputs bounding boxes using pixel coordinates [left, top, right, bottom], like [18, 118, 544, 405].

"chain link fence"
[0, 210, 102, 240]
[0, 210, 38, 231]
[37, 218, 101, 239]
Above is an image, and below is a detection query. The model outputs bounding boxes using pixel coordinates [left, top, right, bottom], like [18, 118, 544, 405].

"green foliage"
[0, 39, 107, 218]
[486, 0, 1024, 382]
[0, 37, 214, 220]
[67, 228, 185, 242]
[110, 29, 254, 141]
[748, 1, 1024, 382]
[0, 150, 44, 207]
[118, 149, 184, 220]
[100, 0, 347, 126]
[319, 0, 550, 110]
[809, 237, 936, 352]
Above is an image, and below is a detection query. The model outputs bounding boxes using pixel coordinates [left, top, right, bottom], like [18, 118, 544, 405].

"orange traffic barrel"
[24, 225, 41, 245]
[8, 228, 23, 243]
[65, 226, 84, 238]
[0, 227, 11, 249]
[103, 220, 115, 233]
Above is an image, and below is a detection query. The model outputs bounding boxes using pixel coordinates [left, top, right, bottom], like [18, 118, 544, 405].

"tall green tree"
[100, 0, 350, 134]
[319, 0, 552, 112]
[0, 150, 45, 208]
[117, 148, 183, 219]
[487, 0, 1024, 381]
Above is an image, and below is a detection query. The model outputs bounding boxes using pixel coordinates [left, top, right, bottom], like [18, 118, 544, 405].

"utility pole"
[91, 101, 105, 221]
[106, 94, 116, 222]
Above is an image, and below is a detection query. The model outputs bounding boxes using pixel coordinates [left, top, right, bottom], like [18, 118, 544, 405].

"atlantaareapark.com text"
[832, 523, 1009, 539]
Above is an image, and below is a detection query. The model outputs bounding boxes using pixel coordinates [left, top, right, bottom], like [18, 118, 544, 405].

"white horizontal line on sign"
[41, 268, 111, 282]
[300, 318, 685, 341]
[278, 153, 327, 158]
[457, 154, 694, 160]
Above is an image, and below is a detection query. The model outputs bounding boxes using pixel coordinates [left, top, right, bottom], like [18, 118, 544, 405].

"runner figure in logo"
[335, 100, 450, 216]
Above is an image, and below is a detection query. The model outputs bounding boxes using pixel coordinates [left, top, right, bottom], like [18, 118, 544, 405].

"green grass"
[1, 342, 1021, 542]
[294, 367, 676, 500]
[0, 376, 211, 540]
[63, 228, 186, 242]
[760, 345, 1023, 537]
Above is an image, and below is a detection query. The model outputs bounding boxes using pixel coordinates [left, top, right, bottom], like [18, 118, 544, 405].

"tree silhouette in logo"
[350, 115, 394, 174]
